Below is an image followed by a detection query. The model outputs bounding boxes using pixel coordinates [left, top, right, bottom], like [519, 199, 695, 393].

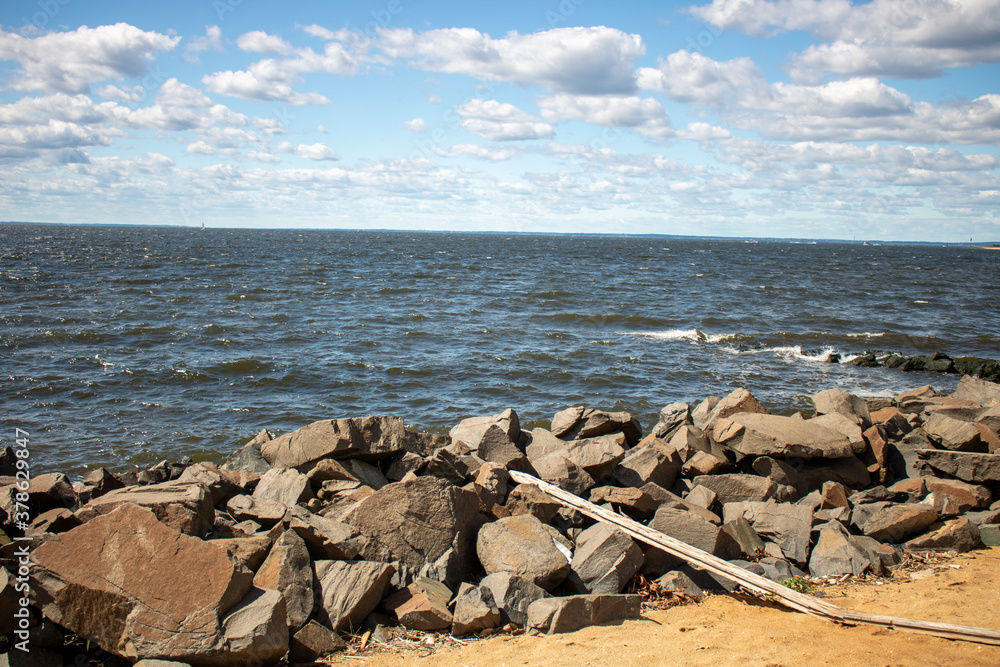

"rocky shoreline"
[2, 376, 1000, 665]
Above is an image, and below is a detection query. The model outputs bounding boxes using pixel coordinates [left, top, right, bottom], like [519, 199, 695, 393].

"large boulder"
[862, 503, 939, 543]
[31, 504, 261, 665]
[566, 523, 643, 595]
[451, 585, 501, 636]
[383, 578, 453, 631]
[723, 501, 813, 564]
[530, 451, 594, 497]
[450, 409, 521, 450]
[563, 433, 628, 480]
[477, 514, 570, 591]
[612, 442, 680, 490]
[551, 408, 641, 445]
[261, 416, 407, 468]
[809, 521, 873, 578]
[905, 518, 981, 553]
[812, 389, 871, 428]
[711, 413, 854, 459]
[525, 594, 641, 634]
[216, 587, 289, 666]
[479, 572, 550, 627]
[923, 413, 985, 452]
[288, 507, 362, 560]
[252, 468, 313, 508]
[695, 388, 768, 430]
[952, 376, 1000, 405]
[692, 474, 776, 504]
[75, 480, 215, 537]
[346, 476, 483, 588]
[647, 507, 739, 567]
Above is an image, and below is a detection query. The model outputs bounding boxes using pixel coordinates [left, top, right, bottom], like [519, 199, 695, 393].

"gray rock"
[452, 585, 501, 636]
[314, 560, 395, 632]
[723, 501, 813, 564]
[253, 467, 313, 508]
[862, 503, 939, 543]
[531, 450, 595, 496]
[809, 521, 872, 578]
[613, 442, 680, 489]
[964, 508, 1000, 527]
[721, 516, 765, 558]
[289, 506, 362, 560]
[812, 388, 871, 428]
[223, 429, 273, 474]
[262, 416, 407, 468]
[288, 620, 345, 663]
[218, 587, 289, 666]
[450, 409, 521, 450]
[649, 507, 739, 561]
[477, 514, 571, 590]
[753, 557, 807, 583]
[916, 450, 1000, 483]
[526, 594, 642, 634]
[980, 523, 1000, 546]
[567, 523, 643, 594]
[479, 572, 550, 627]
[655, 570, 704, 597]
[692, 474, 776, 504]
[478, 424, 530, 470]
[347, 476, 483, 588]
[386, 451, 427, 481]
[252, 529, 314, 631]
[923, 413, 985, 452]
[641, 482, 722, 525]
[711, 413, 854, 459]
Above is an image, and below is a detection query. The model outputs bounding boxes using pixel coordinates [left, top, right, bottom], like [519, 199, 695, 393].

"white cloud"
[237, 31, 293, 55]
[688, 0, 1000, 81]
[0, 23, 180, 94]
[377, 26, 644, 94]
[184, 25, 224, 62]
[404, 117, 428, 131]
[203, 42, 357, 105]
[433, 143, 519, 161]
[156, 78, 212, 108]
[637, 51, 768, 107]
[537, 94, 674, 140]
[456, 99, 554, 141]
[278, 141, 340, 160]
[96, 84, 145, 103]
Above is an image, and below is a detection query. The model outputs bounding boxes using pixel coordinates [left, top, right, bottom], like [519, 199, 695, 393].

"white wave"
[629, 329, 739, 344]
[845, 332, 885, 338]
[725, 344, 840, 363]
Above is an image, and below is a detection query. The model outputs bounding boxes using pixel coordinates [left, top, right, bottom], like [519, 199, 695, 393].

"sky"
[1, 0, 998, 241]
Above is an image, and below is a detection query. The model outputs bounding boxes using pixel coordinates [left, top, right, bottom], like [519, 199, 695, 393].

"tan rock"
[711, 413, 853, 459]
[75, 480, 214, 536]
[261, 416, 406, 468]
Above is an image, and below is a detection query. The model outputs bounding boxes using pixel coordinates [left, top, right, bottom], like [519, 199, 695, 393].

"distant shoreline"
[972, 245, 1000, 250]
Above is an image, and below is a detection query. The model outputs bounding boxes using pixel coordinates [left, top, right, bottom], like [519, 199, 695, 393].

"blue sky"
[1, 0, 998, 241]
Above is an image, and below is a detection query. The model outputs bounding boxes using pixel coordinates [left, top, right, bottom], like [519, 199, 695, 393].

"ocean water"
[2, 223, 999, 476]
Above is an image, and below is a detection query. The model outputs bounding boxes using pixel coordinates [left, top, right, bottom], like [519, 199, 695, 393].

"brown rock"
[253, 529, 314, 631]
[314, 560, 395, 632]
[476, 514, 571, 591]
[916, 450, 1000, 483]
[261, 416, 407, 468]
[288, 620, 345, 662]
[812, 388, 871, 428]
[525, 594, 641, 634]
[923, 413, 985, 452]
[906, 517, 981, 552]
[450, 409, 521, 450]
[695, 388, 768, 430]
[862, 503, 939, 543]
[75, 480, 214, 536]
[252, 467, 314, 508]
[952, 376, 1000, 405]
[612, 440, 680, 489]
[383, 578, 453, 631]
[226, 494, 287, 527]
[711, 413, 853, 459]
[506, 483, 562, 523]
[923, 477, 991, 514]
[31, 504, 254, 664]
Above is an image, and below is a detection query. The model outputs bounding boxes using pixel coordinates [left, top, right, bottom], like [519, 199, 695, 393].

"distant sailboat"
[201, 221, 205, 230]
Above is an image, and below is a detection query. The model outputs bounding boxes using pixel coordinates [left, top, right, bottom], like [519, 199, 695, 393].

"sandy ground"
[325, 547, 1000, 667]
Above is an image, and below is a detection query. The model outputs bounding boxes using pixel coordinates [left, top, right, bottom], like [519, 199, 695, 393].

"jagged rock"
[567, 523, 642, 595]
[386, 451, 426, 481]
[612, 441, 680, 489]
[288, 620, 345, 663]
[691, 396, 720, 428]
[479, 572, 550, 627]
[812, 388, 871, 428]
[347, 476, 482, 588]
[809, 521, 872, 577]
[923, 477, 991, 514]
[525, 594, 641, 634]
[916, 450, 1000, 483]
[450, 409, 521, 450]
[820, 481, 850, 509]
[23, 473, 76, 514]
[809, 413, 866, 454]
[977, 422, 1000, 454]
[31, 504, 256, 664]
[655, 570, 704, 597]
[424, 443, 475, 485]
[81, 467, 125, 498]
[695, 388, 768, 430]
[923, 413, 985, 452]
[222, 429, 273, 474]
[506, 483, 562, 523]
[723, 501, 813, 564]
[218, 587, 289, 666]
[314, 560, 395, 632]
[952, 376, 1000, 405]
[681, 451, 730, 477]
[75, 480, 214, 537]
[652, 403, 690, 439]
[384, 578, 453, 631]
[649, 507, 739, 562]
[754, 557, 807, 583]
[477, 514, 570, 591]
[227, 494, 287, 527]
[531, 450, 594, 496]
[213, 531, 279, 572]
[862, 503, 939, 543]
[692, 474, 776, 504]
[981, 524, 1000, 546]
[860, 425, 891, 485]
[720, 516, 765, 558]
[711, 413, 853, 459]
[452, 585, 501, 636]
[666, 424, 718, 461]
[177, 463, 241, 505]
[262, 416, 407, 468]
[27, 508, 79, 536]
[471, 461, 509, 509]
[641, 483, 722, 525]
[477, 424, 530, 471]
[253, 467, 313, 508]
[562, 433, 627, 479]
[906, 518, 981, 552]
[751, 456, 801, 487]
[588, 486, 661, 518]
[337, 459, 389, 489]
[869, 407, 913, 438]
[685, 485, 718, 510]
[553, 408, 641, 445]
[288, 507, 362, 560]
[252, 529, 314, 631]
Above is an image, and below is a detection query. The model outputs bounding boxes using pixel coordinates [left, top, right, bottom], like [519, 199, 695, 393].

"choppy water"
[2, 224, 998, 475]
